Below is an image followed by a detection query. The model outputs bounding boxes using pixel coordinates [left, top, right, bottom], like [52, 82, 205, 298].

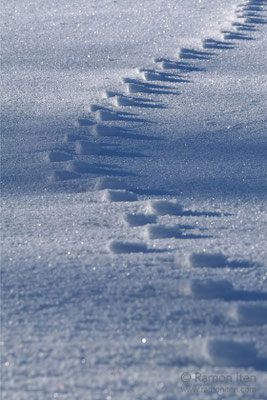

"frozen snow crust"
[1, 0, 267, 399]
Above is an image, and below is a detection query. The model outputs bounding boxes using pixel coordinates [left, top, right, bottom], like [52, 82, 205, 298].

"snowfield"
[1, 0, 267, 399]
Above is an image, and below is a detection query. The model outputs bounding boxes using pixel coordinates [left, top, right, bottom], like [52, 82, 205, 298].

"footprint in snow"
[201, 338, 258, 368]
[109, 240, 148, 254]
[124, 213, 157, 227]
[45, 151, 73, 162]
[95, 177, 126, 190]
[222, 30, 255, 41]
[102, 189, 137, 202]
[74, 140, 103, 155]
[179, 279, 234, 300]
[189, 252, 254, 268]
[156, 58, 205, 72]
[74, 118, 95, 127]
[202, 38, 235, 50]
[139, 69, 190, 83]
[50, 170, 81, 182]
[126, 82, 174, 95]
[229, 303, 267, 326]
[149, 200, 184, 216]
[92, 124, 125, 137]
[189, 252, 228, 268]
[112, 95, 165, 109]
[95, 109, 147, 123]
[178, 47, 214, 60]
[145, 224, 183, 239]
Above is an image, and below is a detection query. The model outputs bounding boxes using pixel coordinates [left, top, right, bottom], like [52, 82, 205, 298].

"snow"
[1, 0, 267, 399]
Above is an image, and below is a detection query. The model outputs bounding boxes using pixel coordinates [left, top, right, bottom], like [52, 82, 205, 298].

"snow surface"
[1, 0, 267, 399]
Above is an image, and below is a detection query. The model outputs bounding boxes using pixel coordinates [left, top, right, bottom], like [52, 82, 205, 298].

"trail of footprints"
[45, 0, 266, 369]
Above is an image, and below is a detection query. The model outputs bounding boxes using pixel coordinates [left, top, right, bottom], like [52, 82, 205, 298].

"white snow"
[1, 0, 267, 398]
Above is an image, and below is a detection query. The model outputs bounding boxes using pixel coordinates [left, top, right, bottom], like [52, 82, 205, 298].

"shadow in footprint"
[95, 109, 150, 124]
[245, 17, 267, 24]
[90, 104, 139, 116]
[130, 188, 172, 196]
[114, 96, 167, 109]
[156, 58, 206, 72]
[243, 3, 267, 12]
[231, 290, 267, 301]
[203, 39, 235, 50]
[126, 83, 178, 96]
[190, 252, 256, 269]
[179, 233, 212, 239]
[109, 240, 167, 254]
[232, 22, 258, 32]
[123, 77, 172, 90]
[140, 69, 191, 83]
[45, 151, 73, 162]
[147, 225, 211, 240]
[77, 118, 95, 127]
[222, 30, 255, 40]
[179, 47, 215, 60]
[254, 358, 267, 372]
[125, 213, 157, 227]
[181, 210, 222, 217]
[181, 279, 267, 303]
[105, 90, 160, 103]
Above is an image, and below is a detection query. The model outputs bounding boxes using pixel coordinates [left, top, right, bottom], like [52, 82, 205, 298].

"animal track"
[45, 151, 73, 162]
[149, 200, 184, 216]
[75, 140, 103, 155]
[124, 213, 157, 227]
[179, 47, 214, 60]
[109, 240, 148, 254]
[75, 118, 95, 127]
[51, 170, 81, 182]
[41, 1, 266, 373]
[189, 252, 254, 268]
[179, 279, 234, 300]
[202, 338, 258, 367]
[95, 177, 126, 190]
[229, 303, 267, 326]
[189, 252, 228, 268]
[103, 189, 138, 202]
[146, 224, 183, 239]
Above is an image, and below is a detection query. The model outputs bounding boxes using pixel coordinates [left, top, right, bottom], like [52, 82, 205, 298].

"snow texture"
[1, 0, 267, 398]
